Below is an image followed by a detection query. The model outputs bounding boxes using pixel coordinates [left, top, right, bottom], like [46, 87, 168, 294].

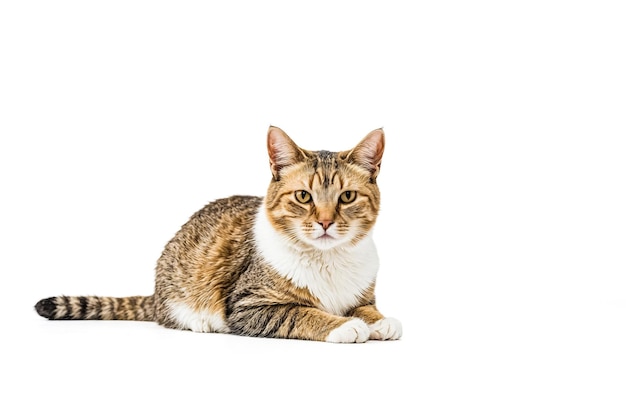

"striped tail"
[35, 295, 155, 321]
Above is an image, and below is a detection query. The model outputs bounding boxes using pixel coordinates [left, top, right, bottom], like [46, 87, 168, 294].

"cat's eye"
[339, 190, 357, 204]
[295, 190, 312, 204]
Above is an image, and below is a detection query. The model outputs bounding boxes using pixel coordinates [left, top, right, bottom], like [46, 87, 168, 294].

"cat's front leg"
[348, 305, 403, 341]
[324, 318, 370, 343]
[227, 304, 370, 343]
[368, 317, 403, 340]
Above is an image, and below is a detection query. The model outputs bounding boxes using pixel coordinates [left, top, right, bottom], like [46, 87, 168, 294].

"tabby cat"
[35, 126, 402, 343]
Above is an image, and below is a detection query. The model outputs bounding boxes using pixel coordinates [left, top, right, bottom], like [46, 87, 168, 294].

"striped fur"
[35, 126, 402, 343]
[35, 295, 154, 321]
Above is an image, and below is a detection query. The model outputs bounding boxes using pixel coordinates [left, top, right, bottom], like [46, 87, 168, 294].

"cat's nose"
[318, 220, 334, 230]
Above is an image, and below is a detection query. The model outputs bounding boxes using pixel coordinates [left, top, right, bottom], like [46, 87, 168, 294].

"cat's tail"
[34, 295, 155, 321]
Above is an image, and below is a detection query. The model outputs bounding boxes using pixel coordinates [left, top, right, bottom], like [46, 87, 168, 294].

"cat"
[35, 126, 402, 343]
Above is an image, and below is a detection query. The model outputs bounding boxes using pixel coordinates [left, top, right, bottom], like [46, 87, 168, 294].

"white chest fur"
[253, 205, 379, 316]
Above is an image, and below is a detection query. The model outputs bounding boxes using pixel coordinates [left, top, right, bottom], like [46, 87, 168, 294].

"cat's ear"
[267, 126, 305, 180]
[345, 128, 385, 180]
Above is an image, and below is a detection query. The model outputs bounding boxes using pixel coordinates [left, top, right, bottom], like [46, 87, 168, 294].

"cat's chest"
[283, 248, 379, 315]
[254, 210, 379, 315]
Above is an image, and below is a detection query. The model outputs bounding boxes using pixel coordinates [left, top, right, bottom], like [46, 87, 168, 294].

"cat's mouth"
[309, 231, 344, 249]
[309, 233, 339, 250]
[314, 229, 338, 239]
[304, 227, 348, 249]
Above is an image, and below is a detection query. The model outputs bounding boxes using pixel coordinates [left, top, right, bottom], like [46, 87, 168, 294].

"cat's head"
[264, 126, 384, 250]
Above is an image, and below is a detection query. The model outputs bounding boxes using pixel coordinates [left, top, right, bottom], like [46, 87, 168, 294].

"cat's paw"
[368, 317, 402, 340]
[325, 318, 370, 343]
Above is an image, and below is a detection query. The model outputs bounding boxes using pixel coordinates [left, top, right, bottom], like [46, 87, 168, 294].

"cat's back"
[160, 195, 262, 262]
[188, 194, 262, 233]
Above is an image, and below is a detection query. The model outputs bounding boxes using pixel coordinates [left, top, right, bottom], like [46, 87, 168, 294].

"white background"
[1, 1, 625, 416]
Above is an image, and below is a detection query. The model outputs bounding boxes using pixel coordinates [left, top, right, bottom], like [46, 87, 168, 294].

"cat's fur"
[35, 127, 402, 343]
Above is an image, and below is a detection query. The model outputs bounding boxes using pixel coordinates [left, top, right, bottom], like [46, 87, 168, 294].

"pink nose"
[318, 220, 334, 230]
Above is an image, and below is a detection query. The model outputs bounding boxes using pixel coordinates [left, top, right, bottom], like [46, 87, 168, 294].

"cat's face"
[265, 127, 384, 250]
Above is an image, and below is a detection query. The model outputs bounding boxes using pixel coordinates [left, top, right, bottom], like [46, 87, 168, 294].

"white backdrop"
[1, 1, 625, 416]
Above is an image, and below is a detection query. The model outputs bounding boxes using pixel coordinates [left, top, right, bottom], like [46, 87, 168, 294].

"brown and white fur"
[35, 126, 402, 343]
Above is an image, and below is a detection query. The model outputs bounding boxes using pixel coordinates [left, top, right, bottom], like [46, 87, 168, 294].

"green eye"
[295, 190, 312, 204]
[339, 190, 357, 204]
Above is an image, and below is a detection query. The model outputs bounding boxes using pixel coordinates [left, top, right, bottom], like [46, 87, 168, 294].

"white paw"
[325, 318, 370, 343]
[368, 317, 402, 340]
